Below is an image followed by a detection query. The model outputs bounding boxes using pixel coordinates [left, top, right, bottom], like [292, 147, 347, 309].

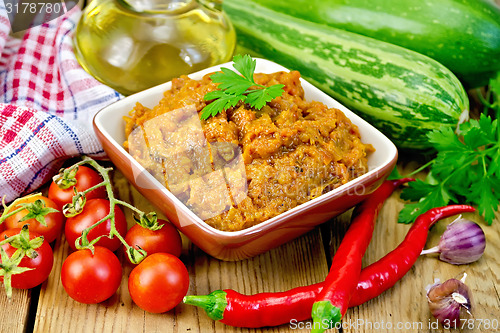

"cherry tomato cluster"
[0, 160, 189, 314]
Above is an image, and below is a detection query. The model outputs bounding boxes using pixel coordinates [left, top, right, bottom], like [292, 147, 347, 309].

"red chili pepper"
[310, 178, 413, 332]
[183, 204, 475, 328]
[348, 203, 476, 307]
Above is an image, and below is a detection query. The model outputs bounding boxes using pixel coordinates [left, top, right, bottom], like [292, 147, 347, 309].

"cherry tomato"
[0, 228, 54, 289]
[4, 195, 64, 243]
[65, 199, 128, 252]
[61, 246, 122, 304]
[124, 219, 182, 263]
[48, 165, 107, 210]
[128, 253, 189, 313]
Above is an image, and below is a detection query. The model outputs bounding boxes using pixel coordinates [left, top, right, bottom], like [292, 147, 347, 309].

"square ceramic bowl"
[93, 58, 398, 261]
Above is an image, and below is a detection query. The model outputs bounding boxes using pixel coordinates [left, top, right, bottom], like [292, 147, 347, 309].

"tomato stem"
[0, 193, 44, 225]
[0, 227, 40, 298]
[0, 234, 17, 247]
[81, 181, 108, 195]
[74, 213, 114, 250]
[52, 166, 79, 189]
[114, 199, 144, 216]
[61, 156, 153, 264]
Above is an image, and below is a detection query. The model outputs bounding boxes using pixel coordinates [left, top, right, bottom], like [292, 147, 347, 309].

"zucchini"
[222, 0, 469, 151]
[236, 0, 500, 88]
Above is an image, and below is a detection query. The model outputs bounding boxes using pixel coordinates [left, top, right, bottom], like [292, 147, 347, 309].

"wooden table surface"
[1, 162, 499, 333]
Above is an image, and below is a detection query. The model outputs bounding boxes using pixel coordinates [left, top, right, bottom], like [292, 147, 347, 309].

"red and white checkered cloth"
[0, 5, 122, 202]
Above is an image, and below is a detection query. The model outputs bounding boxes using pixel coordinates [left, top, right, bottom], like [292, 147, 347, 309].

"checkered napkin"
[0, 5, 122, 202]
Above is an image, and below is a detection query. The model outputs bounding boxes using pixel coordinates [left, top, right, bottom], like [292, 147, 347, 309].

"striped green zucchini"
[223, 0, 469, 151]
[235, 0, 500, 88]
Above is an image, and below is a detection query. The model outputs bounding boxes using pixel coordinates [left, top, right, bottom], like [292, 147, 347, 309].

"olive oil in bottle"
[74, 0, 236, 95]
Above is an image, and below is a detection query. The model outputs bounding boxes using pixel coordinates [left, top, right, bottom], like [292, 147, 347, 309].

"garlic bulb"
[426, 274, 472, 328]
[421, 217, 485, 264]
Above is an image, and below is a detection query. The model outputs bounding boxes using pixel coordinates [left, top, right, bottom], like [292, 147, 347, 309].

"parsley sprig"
[200, 55, 284, 120]
[394, 73, 500, 225]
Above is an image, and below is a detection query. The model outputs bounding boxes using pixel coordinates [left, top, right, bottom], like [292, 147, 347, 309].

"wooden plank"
[33, 169, 330, 333]
[0, 287, 32, 333]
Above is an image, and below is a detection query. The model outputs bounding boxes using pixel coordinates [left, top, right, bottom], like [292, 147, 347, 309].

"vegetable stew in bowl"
[123, 70, 374, 232]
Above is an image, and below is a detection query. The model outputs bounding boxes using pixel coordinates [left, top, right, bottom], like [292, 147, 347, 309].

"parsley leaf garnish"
[201, 90, 244, 119]
[397, 73, 500, 225]
[200, 55, 285, 120]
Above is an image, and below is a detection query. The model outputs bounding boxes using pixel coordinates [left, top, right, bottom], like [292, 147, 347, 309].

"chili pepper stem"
[311, 301, 341, 333]
[183, 290, 228, 321]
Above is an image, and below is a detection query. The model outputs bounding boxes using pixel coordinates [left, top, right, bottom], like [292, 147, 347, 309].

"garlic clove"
[438, 218, 486, 265]
[426, 275, 473, 328]
[421, 217, 486, 265]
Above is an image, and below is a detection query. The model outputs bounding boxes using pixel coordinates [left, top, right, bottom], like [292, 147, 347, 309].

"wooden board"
[1, 166, 499, 333]
[0, 288, 32, 333]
